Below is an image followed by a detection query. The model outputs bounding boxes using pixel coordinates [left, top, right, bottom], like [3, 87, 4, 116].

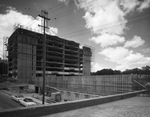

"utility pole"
[38, 10, 50, 104]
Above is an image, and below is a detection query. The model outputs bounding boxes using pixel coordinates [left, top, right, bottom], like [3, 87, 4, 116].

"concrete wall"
[82, 46, 92, 76]
[0, 90, 147, 117]
[28, 84, 35, 90]
[60, 90, 99, 101]
[17, 42, 36, 83]
[35, 75, 133, 95]
[132, 74, 150, 90]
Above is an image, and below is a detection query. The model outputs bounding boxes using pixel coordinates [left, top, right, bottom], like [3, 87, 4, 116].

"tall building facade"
[8, 28, 92, 83]
[0, 59, 8, 77]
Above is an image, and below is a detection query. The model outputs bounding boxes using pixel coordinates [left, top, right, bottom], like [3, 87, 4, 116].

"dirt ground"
[44, 96, 150, 117]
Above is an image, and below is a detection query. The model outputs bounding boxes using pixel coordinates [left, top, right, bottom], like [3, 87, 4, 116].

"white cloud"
[77, 0, 150, 36]
[100, 46, 150, 71]
[80, 0, 127, 35]
[0, 8, 31, 36]
[76, 0, 128, 49]
[142, 48, 150, 53]
[90, 33, 125, 48]
[99, 47, 132, 61]
[120, 0, 140, 13]
[75, 0, 150, 45]
[91, 62, 102, 72]
[73, 0, 150, 71]
[120, 0, 150, 13]
[58, 0, 150, 71]
[137, 0, 150, 12]
[124, 35, 145, 48]
[0, 7, 58, 58]
[58, 0, 70, 5]
[49, 27, 58, 35]
[116, 55, 150, 71]
[115, 65, 129, 71]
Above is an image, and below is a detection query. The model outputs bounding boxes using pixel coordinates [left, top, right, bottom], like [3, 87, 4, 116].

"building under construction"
[8, 28, 92, 83]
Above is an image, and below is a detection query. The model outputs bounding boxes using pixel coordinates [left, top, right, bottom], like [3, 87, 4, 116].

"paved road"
[0, 91, 24, 112]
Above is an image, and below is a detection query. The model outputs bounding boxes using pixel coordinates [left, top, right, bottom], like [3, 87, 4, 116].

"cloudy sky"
[0, 0, 150, 72]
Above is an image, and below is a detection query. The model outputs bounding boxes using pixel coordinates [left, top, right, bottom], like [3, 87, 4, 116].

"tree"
[142, 66, 150, 74]
[91, 65, 150, 75]
[122, 66, 150, 75]
[92, 69, 121, 75]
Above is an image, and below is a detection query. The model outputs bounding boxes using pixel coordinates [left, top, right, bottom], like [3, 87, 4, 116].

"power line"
[50, 1, 75, 19]
[59, 8, 150, 35]
[52, 8, 75, 20]
[24, 10, 150, 35]
[22, 1, 150, 40]
[48, 1, 74, 13]
[49, 3, 64, 12]
[61, 15, 150, 39]
[49, 0, 101, 20]
[44, 1, 150, 38]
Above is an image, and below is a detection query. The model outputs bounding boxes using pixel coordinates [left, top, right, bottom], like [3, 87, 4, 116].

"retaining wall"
[0, 90, 147, 117]
[36, 75, 133, 95]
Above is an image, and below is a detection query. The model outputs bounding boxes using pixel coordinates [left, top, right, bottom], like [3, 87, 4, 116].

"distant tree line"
[91, 66, 150, 75]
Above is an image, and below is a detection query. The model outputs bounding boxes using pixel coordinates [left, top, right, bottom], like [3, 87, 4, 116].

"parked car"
[11, 94, 24, 102]
[19, 98, 37, 107]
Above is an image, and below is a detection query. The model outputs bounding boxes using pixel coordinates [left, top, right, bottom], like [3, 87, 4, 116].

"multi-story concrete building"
[0, 58, 8, 77]
[8, 28, 92, 83]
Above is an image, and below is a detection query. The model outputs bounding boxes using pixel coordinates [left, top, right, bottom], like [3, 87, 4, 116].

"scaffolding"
[35, 74, 136, 96]
[3, 36, 8, 60]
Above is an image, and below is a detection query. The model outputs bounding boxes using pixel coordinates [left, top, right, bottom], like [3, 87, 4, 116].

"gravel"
[43, 96, 150, 117]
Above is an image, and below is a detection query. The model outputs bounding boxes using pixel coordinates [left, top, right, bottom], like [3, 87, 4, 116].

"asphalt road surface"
[0, 92, 24, 112]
